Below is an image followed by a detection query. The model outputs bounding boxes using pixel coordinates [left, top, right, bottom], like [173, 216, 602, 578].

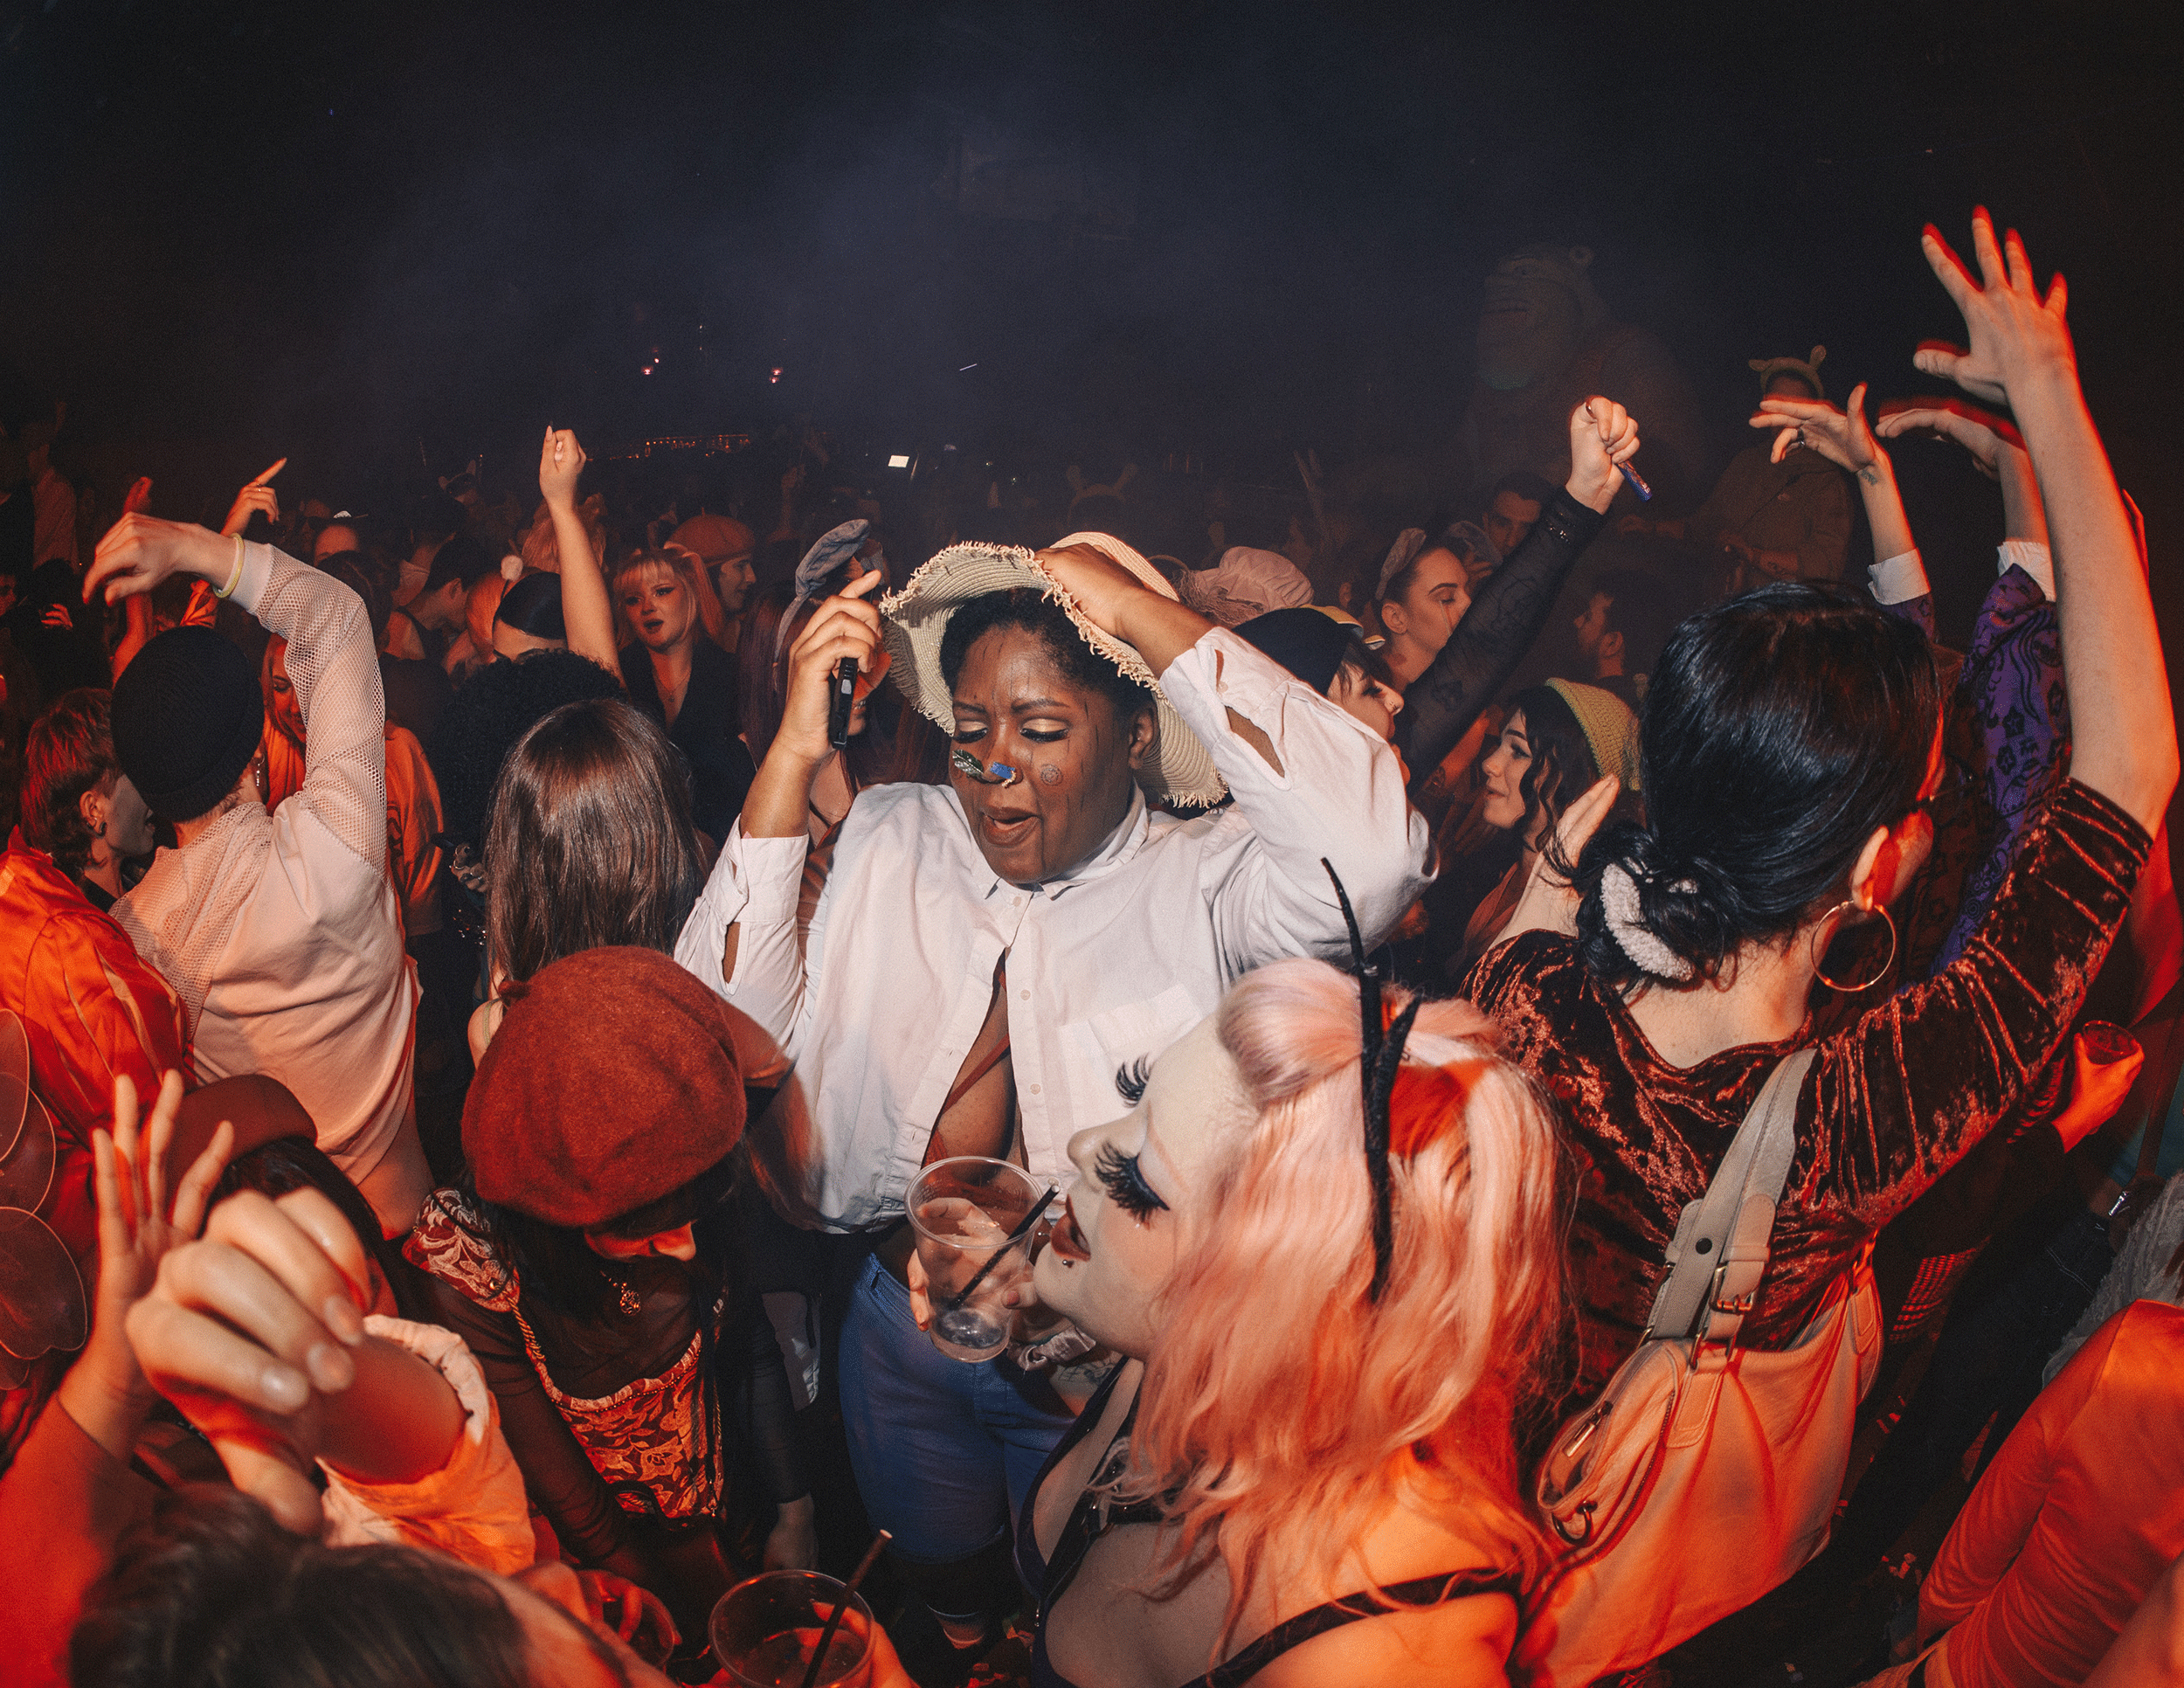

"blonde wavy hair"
[1124, 958, 1568, 1645]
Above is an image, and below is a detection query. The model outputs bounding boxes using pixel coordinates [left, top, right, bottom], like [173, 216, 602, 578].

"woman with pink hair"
[970, 956, 1569, 1686]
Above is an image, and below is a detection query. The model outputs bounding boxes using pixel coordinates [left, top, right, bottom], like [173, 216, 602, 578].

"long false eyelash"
[1114, 1057, 1151, 1105]
[1094, 1143, 1168, 1219]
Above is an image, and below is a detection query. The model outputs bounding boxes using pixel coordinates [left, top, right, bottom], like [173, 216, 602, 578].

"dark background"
[2, 0, 2180, 643]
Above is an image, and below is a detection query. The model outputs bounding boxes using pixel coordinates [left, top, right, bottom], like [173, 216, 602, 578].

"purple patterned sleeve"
[1933, 564, 2068, 972]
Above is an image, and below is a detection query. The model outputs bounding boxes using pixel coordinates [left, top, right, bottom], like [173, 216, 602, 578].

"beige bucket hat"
[878, 530, 1227, 806]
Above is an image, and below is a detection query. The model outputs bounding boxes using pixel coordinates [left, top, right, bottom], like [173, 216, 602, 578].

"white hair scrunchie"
[1601, 861, 1696, 983]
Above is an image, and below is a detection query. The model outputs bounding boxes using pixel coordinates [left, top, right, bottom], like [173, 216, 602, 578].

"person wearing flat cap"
[406, 946, 814, 1640]
[674, 529, 1432, 1646]
[86, 514, 431, 1239]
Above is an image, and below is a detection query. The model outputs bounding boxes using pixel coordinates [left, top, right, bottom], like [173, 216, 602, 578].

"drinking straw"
[943, 1184, 1059, 1313]
[799, 1529, 893, 1688]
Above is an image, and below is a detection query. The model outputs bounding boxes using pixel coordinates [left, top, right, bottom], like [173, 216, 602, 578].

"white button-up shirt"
[676, 626, 1429, 1231]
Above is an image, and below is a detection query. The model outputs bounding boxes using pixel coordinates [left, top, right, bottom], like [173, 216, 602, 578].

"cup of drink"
[708, 1570, 874, 1688]
[907, 1155, 1041, 1361]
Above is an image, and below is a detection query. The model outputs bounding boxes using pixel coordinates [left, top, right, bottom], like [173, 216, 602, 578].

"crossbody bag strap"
[1644, 1048, 1818, 1347]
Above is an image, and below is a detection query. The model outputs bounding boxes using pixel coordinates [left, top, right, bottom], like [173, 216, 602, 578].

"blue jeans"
[836, 1255, 1077, 1588]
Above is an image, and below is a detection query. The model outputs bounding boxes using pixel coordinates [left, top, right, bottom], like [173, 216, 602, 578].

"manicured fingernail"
[307, 1341, 355, 1393]
[322, 1294, 366, 1345]
[260, 1364, 308, 1411]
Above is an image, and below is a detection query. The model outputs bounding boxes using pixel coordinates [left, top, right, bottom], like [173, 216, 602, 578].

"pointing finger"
[248, 458, 288, 488]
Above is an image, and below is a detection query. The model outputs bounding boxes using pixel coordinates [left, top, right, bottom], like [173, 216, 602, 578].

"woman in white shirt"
[674, 509, 1485, 1646]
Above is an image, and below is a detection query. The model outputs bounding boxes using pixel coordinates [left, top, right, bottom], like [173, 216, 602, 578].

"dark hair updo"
[938, 588, 1155, 726]
[494, 571, 566, 642]
[1571, 584, 1940, 989]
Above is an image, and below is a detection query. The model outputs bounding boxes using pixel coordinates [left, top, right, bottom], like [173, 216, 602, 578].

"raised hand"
[1567, 398, 1640, 514]
[1034, 542, 1162, 642]
[1752, 382, 1888, 474]
[1495, 775, 1621, 947]
[1876, 396, 2027, 480]
[125, 1184, 376, 1534]
[774, 570, 885, 764]
[1914, 209, 2073, 407]
[539, 425, 587, 511]
[86, 514, 230, 605]
[60, 1074, 233, 1457]
[221, 459, 287, 538]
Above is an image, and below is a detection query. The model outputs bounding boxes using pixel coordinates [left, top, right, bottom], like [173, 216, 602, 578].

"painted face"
[947, 626, 1148, 885]
[1394, 548, 1473, 662]
[1479, 709, 1532, 834]
[104, 773, 156, 858]
[1330, 664, 1403, 742]
[1035, 1014, 1256, 1358]
[1572, 592, 1612, 663]
[1485, 491, 1543, 559]
[265, 638, 307, 746]
[618, 563, 698, 654]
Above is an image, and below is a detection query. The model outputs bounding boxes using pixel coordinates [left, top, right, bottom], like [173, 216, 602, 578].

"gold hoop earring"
[1812, 900, 1897, 993]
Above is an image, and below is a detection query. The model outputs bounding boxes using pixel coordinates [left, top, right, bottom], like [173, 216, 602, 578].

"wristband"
[213, 534, 245, 599]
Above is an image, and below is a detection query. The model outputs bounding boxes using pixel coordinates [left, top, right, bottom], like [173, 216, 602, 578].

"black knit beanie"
[111, 626, 266, 822]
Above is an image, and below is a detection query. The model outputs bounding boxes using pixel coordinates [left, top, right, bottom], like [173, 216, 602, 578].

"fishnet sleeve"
[1402, 488, 1607, 784]
[245, 545, 389, 868]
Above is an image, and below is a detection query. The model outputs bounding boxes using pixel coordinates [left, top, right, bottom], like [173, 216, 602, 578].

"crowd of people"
[0, 210, 2179, 1688]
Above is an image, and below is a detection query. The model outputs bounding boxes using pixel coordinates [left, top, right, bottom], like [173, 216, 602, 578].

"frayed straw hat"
[879, 530, 1227, 806]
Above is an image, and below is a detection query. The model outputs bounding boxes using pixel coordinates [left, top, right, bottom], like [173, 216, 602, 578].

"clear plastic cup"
[906, 1156, 1041, 1361]
[708, 1570, 874, 1688]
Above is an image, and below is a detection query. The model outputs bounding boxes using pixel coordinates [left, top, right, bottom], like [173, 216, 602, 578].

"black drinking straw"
[798, 1529, 892, 1688]
[943, 1184, 1059, 1314]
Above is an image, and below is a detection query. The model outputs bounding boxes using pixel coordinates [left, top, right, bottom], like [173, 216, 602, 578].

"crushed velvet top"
[1467, 779, 2150, 1412]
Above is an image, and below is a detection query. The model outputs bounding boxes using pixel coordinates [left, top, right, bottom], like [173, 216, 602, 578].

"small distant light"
[888, 454, 909, 469]
[958, 363, 978, 371]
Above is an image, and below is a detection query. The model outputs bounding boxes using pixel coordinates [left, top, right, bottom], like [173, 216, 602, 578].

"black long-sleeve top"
[1400, 488, 1607, 788]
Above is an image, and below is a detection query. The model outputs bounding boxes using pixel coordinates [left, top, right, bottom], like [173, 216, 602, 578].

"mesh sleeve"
[251, 547, 390, 868]
[1401, 488, 1606, 783]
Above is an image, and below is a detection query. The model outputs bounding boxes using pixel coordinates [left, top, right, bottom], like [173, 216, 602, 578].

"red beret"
[462, 947, 746, 1228]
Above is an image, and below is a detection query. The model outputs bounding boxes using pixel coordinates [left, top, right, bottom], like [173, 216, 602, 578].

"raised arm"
[87, 516, 390, 871]
[1035, 541, 1430, 952]
[538, 426, 620, 672]
[1401, 398, 1635, 781]
[1916, 210, 2176, 833]
[1752, 383, 1917, 561]
[674, 571, 881, 1030]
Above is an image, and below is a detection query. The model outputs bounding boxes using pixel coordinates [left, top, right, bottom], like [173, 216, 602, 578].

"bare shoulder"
[1246, 1588, 1517, 1688]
